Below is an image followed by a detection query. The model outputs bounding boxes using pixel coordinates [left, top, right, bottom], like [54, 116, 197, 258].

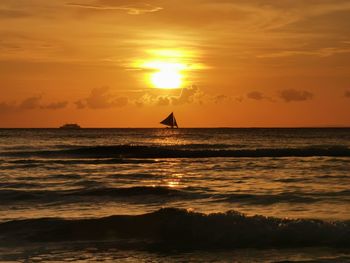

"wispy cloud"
[257, 47, 350, 59]
[66, 2, 162, 15]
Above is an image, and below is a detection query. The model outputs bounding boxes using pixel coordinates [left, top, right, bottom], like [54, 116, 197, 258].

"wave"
[72, 186, 199, 198]
[1, 186, 350, 205]
[3, 145, 350, 159]
[5, 158, 160, 165]
[216, 192, 317, 204]
[0, 186, 203, 204]
[215, 190, 350, 205]
[1, 208, 349, 249]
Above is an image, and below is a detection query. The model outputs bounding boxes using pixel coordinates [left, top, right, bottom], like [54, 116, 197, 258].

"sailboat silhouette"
[160, 112, 178, 128]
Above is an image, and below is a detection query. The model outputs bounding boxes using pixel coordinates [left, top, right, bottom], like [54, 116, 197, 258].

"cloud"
[67, 1, 162, 15]
[135, 93, 168, 107]
[279, 89, 313, 102]
[135, 86, 205, 107]
[0, 102, 16, 113]
[246, 91, 274, 102]
[156, 96, 171, 106]
[0, 96, 68, 113]
[77, 87, 128, 109]
[41, 101, 68, 110]
[257, 47, 350, 59]
[234, 96, 244, 103]
[112, 97, 128, 107]
[136, 86, 237, 107]
[2, 0, 350, 71]
[135, 94, 152, 107]
[345, 90, 350, 98]
[172, 85, 204, 105]
[19, 96, 69, 110]
[247, 91, 264, 100]
[19, 96, 41, 110]
[75, 100, 86, 109]
[213, 94, 230, 104]
[87, 87, 115, 109]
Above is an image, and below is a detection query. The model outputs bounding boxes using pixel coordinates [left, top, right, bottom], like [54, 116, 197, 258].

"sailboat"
[160, 112, 178, 128]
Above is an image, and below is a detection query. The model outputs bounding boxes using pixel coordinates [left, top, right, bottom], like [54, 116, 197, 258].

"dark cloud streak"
[0, 96, 69, 114]
[0, 102, 16, 113]
[247, 91, 264, 100]
[280, 89, 313, 102]
[42, 101, 68, 110]
[0, 9, 29, 19]
[19, 96, 41, 110]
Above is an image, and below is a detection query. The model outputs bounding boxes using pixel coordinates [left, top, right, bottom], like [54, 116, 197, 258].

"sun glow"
[133, 48, 204, 89]
[146, 61, 185, 89]
[142, 61, 186, 89]
[151, 69, 182, 89]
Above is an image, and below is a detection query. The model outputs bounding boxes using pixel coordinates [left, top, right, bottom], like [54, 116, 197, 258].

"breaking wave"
[1, 208, 349, 249]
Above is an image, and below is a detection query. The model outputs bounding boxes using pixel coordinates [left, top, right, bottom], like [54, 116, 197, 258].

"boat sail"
[160, 112, 178, 128]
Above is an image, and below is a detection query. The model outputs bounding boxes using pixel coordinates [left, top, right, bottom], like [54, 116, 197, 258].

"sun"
[146, 61, 185, 89]
[133, 48, 203, 90]
[151, 68, 182, 89]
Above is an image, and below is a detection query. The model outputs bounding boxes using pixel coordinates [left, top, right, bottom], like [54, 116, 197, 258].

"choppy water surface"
[0, 128, 349, 262]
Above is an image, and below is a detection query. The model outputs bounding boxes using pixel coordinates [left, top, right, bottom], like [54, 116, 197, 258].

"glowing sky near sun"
[0, 0, 350, 127]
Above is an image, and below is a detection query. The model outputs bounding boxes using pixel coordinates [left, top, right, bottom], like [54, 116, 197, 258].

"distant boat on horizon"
[160, 112, 178, 128]
[59, 123, 81, 129]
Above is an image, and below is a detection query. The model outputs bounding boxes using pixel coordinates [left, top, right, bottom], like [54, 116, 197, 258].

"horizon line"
[0, 126, 350, 129]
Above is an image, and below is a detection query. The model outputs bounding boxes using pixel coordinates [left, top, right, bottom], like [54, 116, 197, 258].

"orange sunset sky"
[1, 0, 350, 127]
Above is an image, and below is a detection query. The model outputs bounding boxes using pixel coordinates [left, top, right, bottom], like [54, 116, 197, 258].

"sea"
[0, 128, 349, 262]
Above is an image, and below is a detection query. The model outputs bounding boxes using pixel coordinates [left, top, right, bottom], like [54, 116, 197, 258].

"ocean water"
[0, 128, 349, 262]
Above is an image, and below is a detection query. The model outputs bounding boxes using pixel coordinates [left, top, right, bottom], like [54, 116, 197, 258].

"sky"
[1, 0, 350, 127]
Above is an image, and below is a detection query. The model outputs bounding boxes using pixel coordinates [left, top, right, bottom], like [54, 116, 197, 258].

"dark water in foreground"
[0, 128, 349, 262]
